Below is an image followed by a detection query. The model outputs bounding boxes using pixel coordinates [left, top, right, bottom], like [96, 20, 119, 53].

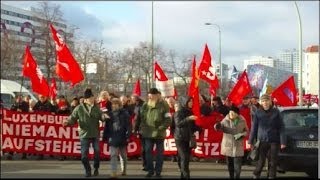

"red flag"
[227, 70, 252, 106]
[198, 44, 216, 84]
[188, 56, 197, 96]
[271, 75, 297, 106]
[50, 78, 57, 100]
[50, 24, 84, 86]
[133, 79, 141, 96]
[22, 46, 50, 96]
[188, 55, 201, 119]
[154, 61, 168, 81]
[192, 86, 201, 122]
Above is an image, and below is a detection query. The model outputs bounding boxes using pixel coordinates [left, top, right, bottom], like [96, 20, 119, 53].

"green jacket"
[67, 103, 103, 138]
[140, 100, 171, 139]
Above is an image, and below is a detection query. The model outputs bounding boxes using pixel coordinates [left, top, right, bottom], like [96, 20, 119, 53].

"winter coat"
[249, 107, 286, 145]
[173, 107, 200, 141]
[103, 108, 131, 147]
[132, 99, 144, 133]
[11, 101, 29, 112]
[140, 100, 171, 139]
[33, 100, 55, 113]
[219, 115, 248, 157]
[66, 103, 103, 138]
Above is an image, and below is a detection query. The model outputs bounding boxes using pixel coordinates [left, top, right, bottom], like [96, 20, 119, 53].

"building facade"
[1, 3, 73, 90]
[303, 45, 319, 95]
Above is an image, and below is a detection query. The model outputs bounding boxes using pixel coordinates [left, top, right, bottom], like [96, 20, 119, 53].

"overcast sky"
[2, 1, 319, 70]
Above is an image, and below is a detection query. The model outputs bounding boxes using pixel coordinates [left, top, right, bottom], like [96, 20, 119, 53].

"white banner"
[155, 79, 174, 97]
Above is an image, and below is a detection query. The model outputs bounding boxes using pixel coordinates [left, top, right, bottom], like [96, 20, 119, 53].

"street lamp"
[294, 1, 303, 106]
[205, 22, 222, 94]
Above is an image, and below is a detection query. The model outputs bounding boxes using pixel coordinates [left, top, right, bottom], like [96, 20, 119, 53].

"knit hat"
[260, 94, 271, 101]
[148, 87, 160, 95]
[229, 105, 240, 115]
[84, 88, 94, 98]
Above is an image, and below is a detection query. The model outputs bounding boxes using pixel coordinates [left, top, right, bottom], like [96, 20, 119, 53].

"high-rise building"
[303, 45, 319, 95]
[278, 49, 294, 72]
[277, 49, 301, 88]
[215, 63, 228, 88]
[1, 3, 74, 90]
[243, 56, 275, 69]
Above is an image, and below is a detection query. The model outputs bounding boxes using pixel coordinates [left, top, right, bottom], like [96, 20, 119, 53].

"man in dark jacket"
[248, 94, 286, 179]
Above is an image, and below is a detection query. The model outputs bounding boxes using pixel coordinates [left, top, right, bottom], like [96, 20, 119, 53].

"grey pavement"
[1, 157, 308, 179]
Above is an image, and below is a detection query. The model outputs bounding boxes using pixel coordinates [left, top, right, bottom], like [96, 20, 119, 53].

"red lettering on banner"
[1, 109, 235, 159]
[21, 114, 29, 123]
[30, 114, 37, 122]
[22, 124, 31, 136]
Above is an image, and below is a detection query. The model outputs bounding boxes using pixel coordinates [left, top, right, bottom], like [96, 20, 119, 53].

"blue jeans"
[110, 145, 127, 173]
[80, 137, 100, 171]
[144, 138, 164, 175]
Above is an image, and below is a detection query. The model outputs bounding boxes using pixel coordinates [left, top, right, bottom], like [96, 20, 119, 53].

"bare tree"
[32, 1, 63, 81]
[0, 34, 24, 81]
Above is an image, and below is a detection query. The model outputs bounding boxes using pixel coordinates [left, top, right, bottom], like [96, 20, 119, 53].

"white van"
[0, 79, 37, 109]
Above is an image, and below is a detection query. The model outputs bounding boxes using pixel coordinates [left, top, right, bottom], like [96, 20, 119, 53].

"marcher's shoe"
[252, 174, 260, 179]
[155, 172, 162, 178]
[21, 156, 27, 160]
[145, 172, 154, 177]
[142, 167, 148, 171]
[21, 154, 27, 160]
[6, 156, 13, 160]
[121, 171, 126, 176]
[85, 170, 91, 177]
[93, 169, 99, 176]
[36, 155, 44, 160]
[110, 172, 117, 178]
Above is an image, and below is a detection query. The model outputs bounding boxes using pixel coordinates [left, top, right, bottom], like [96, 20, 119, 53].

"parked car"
[0, 79, 37, 109]
[277, 106, 318, 178]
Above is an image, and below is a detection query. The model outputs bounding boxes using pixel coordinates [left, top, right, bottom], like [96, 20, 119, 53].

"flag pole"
[20, 47, 26, 97]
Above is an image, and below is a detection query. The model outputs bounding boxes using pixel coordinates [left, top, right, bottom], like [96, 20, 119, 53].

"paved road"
[1, 158, 308, 179]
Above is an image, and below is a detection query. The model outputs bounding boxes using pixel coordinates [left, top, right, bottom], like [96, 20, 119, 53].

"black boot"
[82, 158, 91, 177]
[85, 167, 91, 177]
[93, 169, 99, 176]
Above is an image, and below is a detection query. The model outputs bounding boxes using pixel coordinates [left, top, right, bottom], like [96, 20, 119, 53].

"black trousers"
[253, 142, 280, 178]
[226, 156, 242, 179]
[175, 139, 191, 179]
[141, 137, 147, 169]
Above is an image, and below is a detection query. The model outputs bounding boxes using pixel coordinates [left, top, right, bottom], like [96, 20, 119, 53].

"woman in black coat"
[174, 97, 201, 179]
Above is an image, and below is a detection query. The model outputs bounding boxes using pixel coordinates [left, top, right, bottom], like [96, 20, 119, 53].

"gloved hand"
[214, 122, 222, 130]
[187, 115, 197, 121]
[234, 132, 245, 140]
